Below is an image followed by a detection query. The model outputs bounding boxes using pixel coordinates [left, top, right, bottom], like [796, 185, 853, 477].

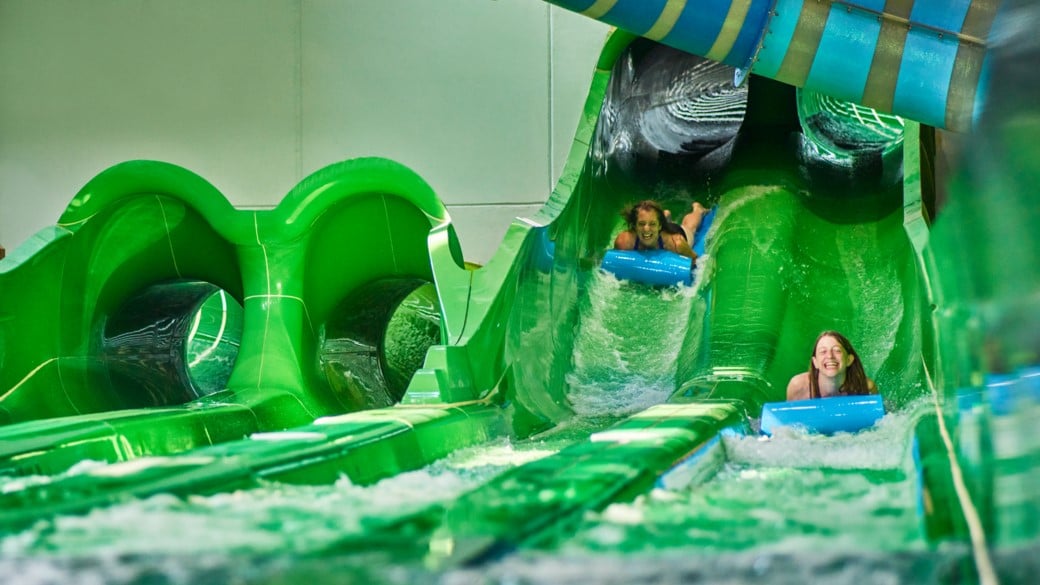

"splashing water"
[553, 399, 932, 559]
[566, 268, 699, 417]
[0, 438, 563, 562]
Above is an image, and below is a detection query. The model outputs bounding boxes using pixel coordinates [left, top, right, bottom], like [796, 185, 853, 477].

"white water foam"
[566, 268, 699, 417]
[0, 438, 558, 560]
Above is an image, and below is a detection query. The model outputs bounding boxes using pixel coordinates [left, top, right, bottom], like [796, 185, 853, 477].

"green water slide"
[0, 156, 483, 469]
[0, 20, 1029, 579]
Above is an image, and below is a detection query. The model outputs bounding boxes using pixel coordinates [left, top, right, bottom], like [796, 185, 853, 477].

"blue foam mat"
[760, 395, 885, 436]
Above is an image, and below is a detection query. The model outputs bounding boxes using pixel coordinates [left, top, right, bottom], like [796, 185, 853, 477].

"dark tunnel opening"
[101, 279, 243, 407]
[319, 279, 441, 410]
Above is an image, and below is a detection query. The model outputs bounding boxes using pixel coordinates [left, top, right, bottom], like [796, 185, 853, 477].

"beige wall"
[0, 0, 609, 264]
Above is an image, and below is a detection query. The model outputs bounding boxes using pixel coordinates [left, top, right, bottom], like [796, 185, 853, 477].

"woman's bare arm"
[614, 231, 635, 250]
[787, 373, 810, 401]
[667, 233, 697, 260]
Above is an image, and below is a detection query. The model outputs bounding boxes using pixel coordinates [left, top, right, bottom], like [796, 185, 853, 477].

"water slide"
[544, 0, 993, 132]
[2, 1, 1038, 582]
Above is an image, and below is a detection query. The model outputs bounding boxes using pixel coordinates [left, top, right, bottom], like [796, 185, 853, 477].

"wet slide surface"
[0, 32, 983, 585]
[467, 36, 935, 567]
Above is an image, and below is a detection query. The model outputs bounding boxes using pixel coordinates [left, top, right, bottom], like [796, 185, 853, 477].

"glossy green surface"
[0, 156, 467, 471]
[0, 21, 1035, 582]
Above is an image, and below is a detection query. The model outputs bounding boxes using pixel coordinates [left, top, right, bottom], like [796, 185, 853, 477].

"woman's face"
[812, 335, 854, 377]
[635, 208, 663, 248]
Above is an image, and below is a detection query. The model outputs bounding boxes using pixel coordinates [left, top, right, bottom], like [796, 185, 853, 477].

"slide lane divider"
[0, 403, 507, 535]
[423, 400, 746, 567]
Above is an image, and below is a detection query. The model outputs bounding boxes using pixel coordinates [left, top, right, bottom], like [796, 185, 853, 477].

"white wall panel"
[0, 1, 300, 230]
[0, 0, 609, 264]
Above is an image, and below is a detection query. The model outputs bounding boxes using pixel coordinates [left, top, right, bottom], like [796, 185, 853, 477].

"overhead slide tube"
[546, 0, 774, 69]
[544, 0, 999, 132]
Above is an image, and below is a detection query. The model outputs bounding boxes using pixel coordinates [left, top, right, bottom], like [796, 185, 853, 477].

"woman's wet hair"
[622, 200, 684, 235]
[807, 330, 872, 398]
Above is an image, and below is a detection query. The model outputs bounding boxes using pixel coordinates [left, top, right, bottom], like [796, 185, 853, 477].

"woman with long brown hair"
[613, 200, 706, 261]
[786, 330, 878, 400]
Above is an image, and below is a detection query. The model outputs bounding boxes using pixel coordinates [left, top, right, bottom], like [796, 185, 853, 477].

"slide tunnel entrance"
[100, 277, 442, 412]
[319, 279, 441, 410]
[102, 279, 243, 407]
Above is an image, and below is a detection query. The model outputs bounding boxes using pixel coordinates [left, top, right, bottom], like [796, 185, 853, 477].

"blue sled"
[760, 395, 885, 436]
[601, 249, 692, 286]
[601, 205, 716, 286]
[691, 205, 716, 257]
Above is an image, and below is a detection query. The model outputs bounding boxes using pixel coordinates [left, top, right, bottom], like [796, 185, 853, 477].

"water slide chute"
[0, 2, 1035, 577]
[2, 28, 925, 540]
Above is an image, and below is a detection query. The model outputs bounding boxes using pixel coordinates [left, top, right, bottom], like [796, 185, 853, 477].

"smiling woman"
[786, 330, 878, 400]
[613, 199, 704, 261]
